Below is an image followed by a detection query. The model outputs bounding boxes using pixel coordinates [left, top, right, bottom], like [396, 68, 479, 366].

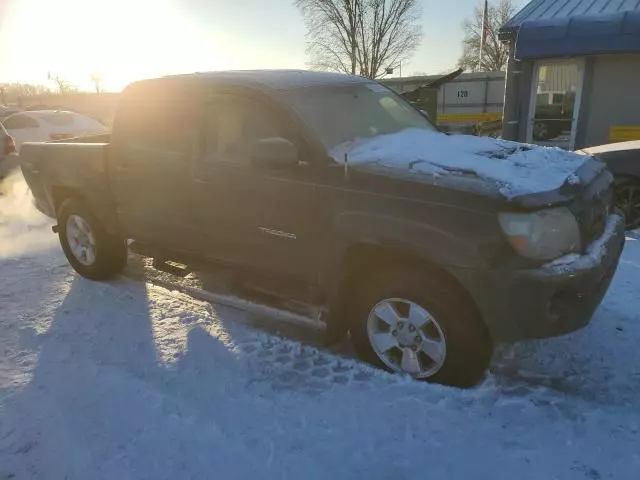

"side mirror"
[251, 137, 299, 169]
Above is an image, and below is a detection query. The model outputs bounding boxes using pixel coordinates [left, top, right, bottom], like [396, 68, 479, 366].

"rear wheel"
[57, 198, 127, 280]
[349, 267, 492, 387]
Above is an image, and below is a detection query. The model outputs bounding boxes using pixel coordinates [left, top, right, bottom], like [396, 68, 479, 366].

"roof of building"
[501, 0, 640, 36]
[501, 0, 640, 59]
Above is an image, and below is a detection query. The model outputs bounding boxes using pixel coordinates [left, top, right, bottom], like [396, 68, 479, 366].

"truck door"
[109, 83, 203, 253]
[191, 91, 321, 283]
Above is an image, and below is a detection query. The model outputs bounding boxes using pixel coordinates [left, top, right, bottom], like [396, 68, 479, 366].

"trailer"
[382, 71, 506, 135]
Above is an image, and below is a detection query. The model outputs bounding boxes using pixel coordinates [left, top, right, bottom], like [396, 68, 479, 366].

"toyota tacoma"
[19, 70, 625, 387]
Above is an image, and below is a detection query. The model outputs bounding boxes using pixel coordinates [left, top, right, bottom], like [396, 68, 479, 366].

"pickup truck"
[19, 70, 625, 387]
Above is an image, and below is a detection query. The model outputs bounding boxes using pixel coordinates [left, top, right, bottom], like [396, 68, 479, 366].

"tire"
[533, 121, 551, 141]
[57, 198, 127, 280]
[614, 178, 640, 230]
[349, 267, 492, 388]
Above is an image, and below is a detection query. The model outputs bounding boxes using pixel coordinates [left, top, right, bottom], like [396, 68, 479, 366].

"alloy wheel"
[366, 298, 447, 378]
[66, 214, 97, 266]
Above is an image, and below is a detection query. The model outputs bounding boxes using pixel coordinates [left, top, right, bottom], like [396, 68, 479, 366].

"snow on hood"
[329, 129, 590, 198]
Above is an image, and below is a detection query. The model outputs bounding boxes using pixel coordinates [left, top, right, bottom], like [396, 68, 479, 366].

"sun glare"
[1, 0, 231, 91]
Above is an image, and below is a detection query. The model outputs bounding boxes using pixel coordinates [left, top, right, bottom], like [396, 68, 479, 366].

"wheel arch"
[51, 185, 83, 214]
[324, 242, 488, 345]
[50, 185, 121, 236]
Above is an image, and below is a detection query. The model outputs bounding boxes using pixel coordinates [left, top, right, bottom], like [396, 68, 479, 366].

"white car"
[2, 110, 108, 150]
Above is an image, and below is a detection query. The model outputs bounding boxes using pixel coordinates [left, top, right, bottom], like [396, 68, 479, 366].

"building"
[382, 71, 506, 131]
[500, 0, 640, 150]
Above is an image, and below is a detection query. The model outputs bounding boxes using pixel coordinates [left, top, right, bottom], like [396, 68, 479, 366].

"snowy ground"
[1, 175, 639, 479]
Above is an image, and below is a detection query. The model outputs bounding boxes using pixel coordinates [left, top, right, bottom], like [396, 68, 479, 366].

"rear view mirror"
[251, 137, 299, 169]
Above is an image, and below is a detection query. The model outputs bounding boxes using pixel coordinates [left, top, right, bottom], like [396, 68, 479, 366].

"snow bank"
[2, 246, 640, 479]
[0, 172, 56, 258]
[330, 129, 589, 198]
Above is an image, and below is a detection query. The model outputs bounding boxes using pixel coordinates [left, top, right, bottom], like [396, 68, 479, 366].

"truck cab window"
[117, 87, 198, 157]
[205, 97, 287, 164]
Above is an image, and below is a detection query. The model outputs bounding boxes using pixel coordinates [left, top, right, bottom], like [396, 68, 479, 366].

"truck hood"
[330, 129, 591, 199]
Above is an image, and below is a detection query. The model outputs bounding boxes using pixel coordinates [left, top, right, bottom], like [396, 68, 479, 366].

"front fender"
[317, 210, 493, 308]
[318, 211, 492, 345]
[333, 211, 486, 268]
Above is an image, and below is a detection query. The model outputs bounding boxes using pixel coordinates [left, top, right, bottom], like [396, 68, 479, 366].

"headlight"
[498, 207, 581, 260]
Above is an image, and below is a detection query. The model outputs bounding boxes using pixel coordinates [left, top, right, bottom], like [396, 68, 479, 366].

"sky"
[0, 0, 525, 92]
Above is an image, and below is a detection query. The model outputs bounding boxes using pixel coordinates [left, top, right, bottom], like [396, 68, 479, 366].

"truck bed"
[20, 140, 113, 220]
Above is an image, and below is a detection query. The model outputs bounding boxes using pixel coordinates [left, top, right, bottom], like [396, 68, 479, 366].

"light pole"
[385, 61, 402, 78]
[385, 61, 403, 91]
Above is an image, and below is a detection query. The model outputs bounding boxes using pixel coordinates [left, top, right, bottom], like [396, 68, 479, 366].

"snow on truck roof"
[131, 70, 373, 91]
[16, 110, 76, 117]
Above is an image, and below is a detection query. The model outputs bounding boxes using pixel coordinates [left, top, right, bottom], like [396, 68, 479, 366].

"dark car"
[18, 70, 624, 387]
[579, 141, 640, 229]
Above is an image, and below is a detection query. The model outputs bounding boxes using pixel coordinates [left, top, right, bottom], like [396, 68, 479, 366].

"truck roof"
[131, 69, 374, 92]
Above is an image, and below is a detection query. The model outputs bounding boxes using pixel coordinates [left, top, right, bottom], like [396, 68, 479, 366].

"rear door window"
[116, 83, 199, 156]
[204, 95, 288, 165]
[3, 114, 39, 129]
[41, 113, 76, 126]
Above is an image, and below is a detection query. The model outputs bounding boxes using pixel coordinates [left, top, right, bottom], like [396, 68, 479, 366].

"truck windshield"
[286, 83, 438, 150]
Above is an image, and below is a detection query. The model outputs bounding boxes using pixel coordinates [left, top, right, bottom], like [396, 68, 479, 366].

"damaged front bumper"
[452, 214, 626, 343]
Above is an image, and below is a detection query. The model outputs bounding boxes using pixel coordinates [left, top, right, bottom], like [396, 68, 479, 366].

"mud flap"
[323, 308, 349, 346]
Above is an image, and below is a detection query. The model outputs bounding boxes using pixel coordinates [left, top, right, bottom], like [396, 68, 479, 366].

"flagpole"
[479, 0, 488, 69]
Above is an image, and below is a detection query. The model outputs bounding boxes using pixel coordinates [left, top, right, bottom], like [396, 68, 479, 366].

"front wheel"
[349, 267, 492, 388]
[533, 121, 551, 141]
[57, 198, 127, 280]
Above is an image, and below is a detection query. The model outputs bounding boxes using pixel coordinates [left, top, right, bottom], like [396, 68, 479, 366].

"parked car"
[578, 140, 640, 229]
[3, 110, 108, 150]
[0, 104, 22, 120]
[19, 71, 625, 387]
[0, 121, 18, 179]
[532, 104, 572, 141]
[23, 104, 72, 112]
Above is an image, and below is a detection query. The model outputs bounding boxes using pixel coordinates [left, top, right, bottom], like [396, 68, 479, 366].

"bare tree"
[89, 72, 103, 94]
[1, 83, 51, 102]
[458, 0, 517, 72]
[0, 83, 51, 106]
[48, 73, 77, 95]
[295, 0, 422, 79]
